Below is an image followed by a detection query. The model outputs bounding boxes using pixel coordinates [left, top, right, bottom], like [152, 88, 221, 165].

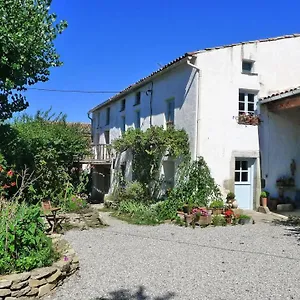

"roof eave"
[89, 54, 195, 113]
[260, 89, 300, 104]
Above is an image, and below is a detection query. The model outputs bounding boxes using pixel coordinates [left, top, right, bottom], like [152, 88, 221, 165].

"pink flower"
[7, 170, 13, 177]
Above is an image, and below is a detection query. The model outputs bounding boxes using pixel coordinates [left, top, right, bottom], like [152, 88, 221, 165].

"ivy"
[112, 126, 190, 193]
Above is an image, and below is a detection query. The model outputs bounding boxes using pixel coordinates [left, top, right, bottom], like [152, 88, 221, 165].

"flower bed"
[177, 207, 251, 228]
[0, 234, 79, 299]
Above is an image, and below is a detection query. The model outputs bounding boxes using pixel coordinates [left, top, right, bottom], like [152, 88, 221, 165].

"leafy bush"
[61, 195, 88, 213]
[209, 200, 224, 209]
[212, 215, 226, 226]
[0, 110, 90, 204]
[156, 157, 221, 221]
[117, 201, 159, 225]
[0, 201, 57, 274]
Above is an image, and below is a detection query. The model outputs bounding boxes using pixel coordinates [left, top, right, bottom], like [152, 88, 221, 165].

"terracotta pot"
[225, 217, 232, 224]
[261, 197, 267, 207]
[198, 215, 212, 226]
[213, 208, 223, 215]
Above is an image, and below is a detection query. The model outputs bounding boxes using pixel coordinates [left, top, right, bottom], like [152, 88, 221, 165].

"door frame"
[230, 151, 261, 210]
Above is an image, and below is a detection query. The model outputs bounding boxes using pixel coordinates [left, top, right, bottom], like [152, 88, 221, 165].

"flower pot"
[212, 208, 223, 215]
[184, 214, 193, 225]
[225, 217, 232, 224]
[239, 218, 251, 225]
[198, 215, 212, 226]
[261, 197, 267, 207]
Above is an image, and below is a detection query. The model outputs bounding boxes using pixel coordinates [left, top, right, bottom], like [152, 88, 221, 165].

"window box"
[237, 113, 261, 126]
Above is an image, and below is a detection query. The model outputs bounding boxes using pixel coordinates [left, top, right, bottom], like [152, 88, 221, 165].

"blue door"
[234, 159, 255, 209]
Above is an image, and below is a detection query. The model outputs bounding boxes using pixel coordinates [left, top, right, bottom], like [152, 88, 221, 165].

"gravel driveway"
[47, 212, 300, 300]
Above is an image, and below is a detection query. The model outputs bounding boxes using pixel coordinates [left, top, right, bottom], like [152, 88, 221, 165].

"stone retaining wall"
[0, 235, 79, 299]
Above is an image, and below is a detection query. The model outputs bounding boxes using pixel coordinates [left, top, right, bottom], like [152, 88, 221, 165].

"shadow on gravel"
[92, 285, 175, 300]
[274, 217, 300, 242]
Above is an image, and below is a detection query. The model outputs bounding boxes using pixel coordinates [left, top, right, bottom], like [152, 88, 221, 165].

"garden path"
[47, 210, 300, 300]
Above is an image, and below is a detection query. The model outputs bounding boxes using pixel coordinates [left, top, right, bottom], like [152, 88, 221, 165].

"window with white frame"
[238, 91, 256, 115]
[135, 110, 140, 129]
[165, 98, 175, 124]
[235, 160, 249, 183]
[121, 115, 126, 132]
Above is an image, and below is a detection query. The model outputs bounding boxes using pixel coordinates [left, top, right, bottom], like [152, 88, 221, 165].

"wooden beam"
[267, 94, 300, 112]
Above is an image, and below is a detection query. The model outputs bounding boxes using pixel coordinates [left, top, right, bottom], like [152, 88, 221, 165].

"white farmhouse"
[87, 34, 300, 210]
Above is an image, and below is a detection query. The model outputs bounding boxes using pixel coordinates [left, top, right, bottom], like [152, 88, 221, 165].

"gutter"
[187, 59, 201, 160]
[260, 89, 300, 104]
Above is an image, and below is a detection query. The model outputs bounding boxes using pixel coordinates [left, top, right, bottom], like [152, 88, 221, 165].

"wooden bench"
[41, 199, 65, 234]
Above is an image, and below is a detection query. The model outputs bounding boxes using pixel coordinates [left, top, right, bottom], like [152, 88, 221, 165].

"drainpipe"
[87, 112, 93, 143]
[148, 81, 154, 127]
[187, 59, 201, 160]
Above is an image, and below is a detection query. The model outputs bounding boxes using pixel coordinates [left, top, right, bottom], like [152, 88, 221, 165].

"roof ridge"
[195, 33, 300, 52]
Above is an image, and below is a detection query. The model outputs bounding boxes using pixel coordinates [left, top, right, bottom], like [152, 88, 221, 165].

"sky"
[22, 0, 300, 123]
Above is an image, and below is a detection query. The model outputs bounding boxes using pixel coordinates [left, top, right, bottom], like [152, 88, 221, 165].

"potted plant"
[212, 214, 226, 226]
[224, 209, 234, 224]
[260, 191, 268, 207]
[238, 214, 251, 225]
[226, 192, 238, 208]
[209, 200, 224, 215]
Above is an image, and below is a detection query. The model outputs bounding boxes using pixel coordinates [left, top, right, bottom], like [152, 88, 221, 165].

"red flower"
[11, 182, 16, 187]
[224, 210, 234, 217]
[2, 184, 10, 189]
[0, 165, 3, 172]
[7, 170, 13, 177]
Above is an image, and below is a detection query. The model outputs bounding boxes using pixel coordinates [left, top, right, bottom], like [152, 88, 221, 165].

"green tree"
[0, 0, 67, 120]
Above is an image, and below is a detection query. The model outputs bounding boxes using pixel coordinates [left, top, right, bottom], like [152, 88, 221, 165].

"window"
[104, 130, 110, 144]
[238, 92, 256, 115]
[135, 110, 140, 129]
[105, 107, 110, 125]
[120, 99, 126, 112]
[235, 160, 249, 183]
[166, 98, 175, 124]
[96, 111, 101, 129]
[242, 60, 254, 73]
[134, 91, 141, 106]
[121, 116, 126, 132]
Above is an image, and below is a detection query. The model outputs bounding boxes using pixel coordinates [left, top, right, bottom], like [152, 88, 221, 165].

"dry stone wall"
[0, 235, 79, 299]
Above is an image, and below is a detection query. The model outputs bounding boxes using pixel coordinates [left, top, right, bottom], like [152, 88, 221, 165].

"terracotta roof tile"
[260, 86, 300, 101]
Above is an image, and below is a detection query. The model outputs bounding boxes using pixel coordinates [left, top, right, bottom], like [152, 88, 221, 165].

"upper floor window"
[134, 91, 141, 106]
[120, 99, 126, 112]
[239, 91, 256, 115]
[97, 111, 101, 129]
[121, 115, 126, 132]
[242, 60, 254, 74]
[105, 107, 110, 125]
[166, 98, 175, 124]
[135, 110, 140, 129]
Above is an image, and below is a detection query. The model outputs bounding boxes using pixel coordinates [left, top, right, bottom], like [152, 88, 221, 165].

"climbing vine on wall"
[112, 126, 190, 191]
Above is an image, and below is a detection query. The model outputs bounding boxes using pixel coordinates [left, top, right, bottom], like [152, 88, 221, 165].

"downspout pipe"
[187, 59, 201, 160]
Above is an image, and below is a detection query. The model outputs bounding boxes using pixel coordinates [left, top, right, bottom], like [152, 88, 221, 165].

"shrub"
[117, 201, 159, 225]
[62, 195, 88, 213]
[0, 201, 57, 274]
[209, 200, 224, 209]
[226, 192, 235, 200]
[212, 215, 226, 226]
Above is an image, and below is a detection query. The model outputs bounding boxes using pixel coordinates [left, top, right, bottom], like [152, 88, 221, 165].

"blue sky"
[23, 0, 300, 122]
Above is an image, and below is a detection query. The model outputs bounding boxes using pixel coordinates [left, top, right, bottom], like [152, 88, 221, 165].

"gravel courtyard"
[47, 213, 300, 300]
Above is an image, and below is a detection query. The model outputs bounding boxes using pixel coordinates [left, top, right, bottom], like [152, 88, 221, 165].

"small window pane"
[248, 94, 255, 103]
[235, 172, 240, 182]
[241, 172, 248, 182]
[248, 103, 254, 113]
[239, 102, 245, 111]
[239, 93, 245, 102]
[235, 161, 240, 170]
[242, 61, 253, 72]
[241, 161, 248, 170]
